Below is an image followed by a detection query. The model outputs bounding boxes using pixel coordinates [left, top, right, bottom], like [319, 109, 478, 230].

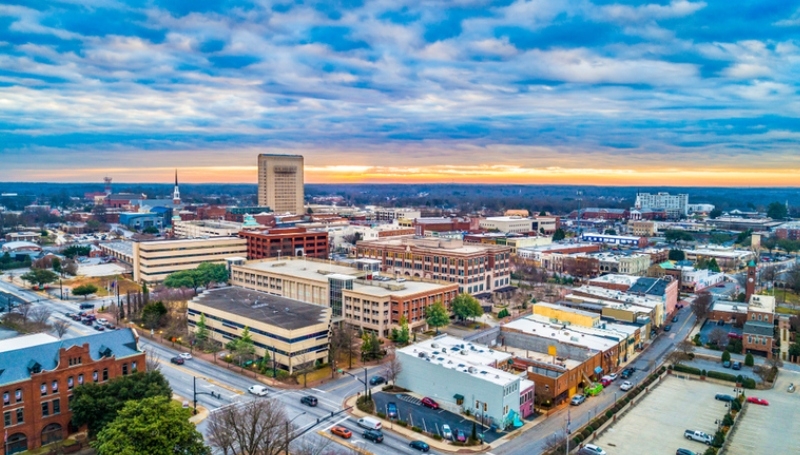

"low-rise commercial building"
[4, 232, 40, 243]
[239, 227, 329, 260]
[592, 252, 651, 276]
[396, 335, 535, 427]
[357, 237, 512, 296]
[581, 233, 648, 248]
[568, 284, 666, 327]
[120, 237, 248, 284]
[173, 219, 262, 238]
[627, 220, 657, 237]
[479, 216, 533, 234]
[684, 247, 755, 272]
[0, 330, 145, 454]
[188, 287, 331, 373]
[230, 257, 458, 336]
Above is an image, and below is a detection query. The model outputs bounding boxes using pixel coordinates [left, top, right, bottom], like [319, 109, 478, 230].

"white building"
[635, 192, 689, 218]
[173, 219, 261, 238]
[395, 335, 534, 428]
[373, 208, 421, 222]
[479, 216, 533, 234]
[687, 203, 715, 214]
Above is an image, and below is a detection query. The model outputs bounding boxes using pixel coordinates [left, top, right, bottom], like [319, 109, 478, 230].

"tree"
[788, 342, 800, 362]
[709, 233, 731, 245]
[196, 262, 230, 287]
[195, 313, 210, 346]
[72, 370, 172, 436]
[142, 226, 160, 234]
[552, 228, 566, 241]
[709, 208, 723, 219]
[721, 351, 731, 363]
[691, 293, 713, 321]
[29, 306, 52, 325]
[235, 327, 256, 365]
[745, 353, 755, 367]
[426, 301, 450, 334]
[20, 268, 58, 288]
[141, 300, 168, 329]
[451, 293, 483, 322]
[667, 340, 695, 365]
[52, 319, 70, 338]
[93, 396, 209, 455]
[604, 229, 617, 235]
[293, 352, 317, 388]
[163, 270, 201, 292]
[396, 315, 410, 345]
[767, 201, 788, 220]
[384, 355, 403, 386]
[708, 328, 728, 349]
[206, 397, 290, 455]
[52, 257, 62, 274]
[62, 245, 91, 258]
[72, 283, 99, 299]
[668, 249, 685, 261]
[665, 230, 694, 244]
[333, 324, 359, 369]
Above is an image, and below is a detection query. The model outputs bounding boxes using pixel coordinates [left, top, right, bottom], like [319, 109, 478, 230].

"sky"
[1, 0, 799, 186]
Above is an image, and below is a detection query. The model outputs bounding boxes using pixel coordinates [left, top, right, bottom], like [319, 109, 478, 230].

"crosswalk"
[397, 394, 421, 406]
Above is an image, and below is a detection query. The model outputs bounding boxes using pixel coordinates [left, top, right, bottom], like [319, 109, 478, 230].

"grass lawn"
[64, 275, 140, 297]
[776, 306, 800, 315]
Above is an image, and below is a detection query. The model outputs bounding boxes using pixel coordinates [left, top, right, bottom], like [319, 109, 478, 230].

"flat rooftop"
[748, 294, 776, 314]
[504, 316, 619, 352]
[191, 287, 330, 331]
[590, 274, 640, 287]
[535, 302, 600, 319]
[101, 241, 133, 257]
[518, 242, 598, 253]
[712, 301, 748, 314]
[572, 285, 663, 308]
[359, 237, 509, 254]
[398, 335, 519, 386]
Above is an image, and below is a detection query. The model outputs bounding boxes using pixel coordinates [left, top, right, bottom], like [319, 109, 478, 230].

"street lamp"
[285, 411, 307, 454]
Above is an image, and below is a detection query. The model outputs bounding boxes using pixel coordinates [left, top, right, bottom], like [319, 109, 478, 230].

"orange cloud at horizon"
[13, 164, 800, 187]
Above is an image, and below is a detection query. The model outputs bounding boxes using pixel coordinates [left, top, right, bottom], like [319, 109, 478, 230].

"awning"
[594, 366, 603, 375]
[453, 394, 465, 400]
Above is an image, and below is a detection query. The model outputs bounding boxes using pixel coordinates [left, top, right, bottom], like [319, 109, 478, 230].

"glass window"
[68, 395, 74, 411]
[67, 377, 74, 390]
[53, 399, 60, 415]
[132, 361, 138, 372]
[14, 389, 21, 403]
[3, 411, 10, 426]
[2, 392, 8, 406]
[102, 368, 109, 382]
[92, 371, 98, 383]
[15, 408, 23, 424]
[78, 374, 84, 385]
[40, 383, 47, 396]
[52, 380, 58, 393]
[41, 402, 49, 417]
[122, 364, 128, 375]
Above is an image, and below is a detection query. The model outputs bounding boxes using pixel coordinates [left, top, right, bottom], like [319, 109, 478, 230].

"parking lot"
[373, 392, 500, 443]
[591, 375, 732, 455]
[726, 369, 800, 455]
[698, 320, 742, 345]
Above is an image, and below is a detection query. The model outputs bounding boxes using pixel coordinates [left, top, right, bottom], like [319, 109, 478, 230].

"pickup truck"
[684, 430, 712, 445]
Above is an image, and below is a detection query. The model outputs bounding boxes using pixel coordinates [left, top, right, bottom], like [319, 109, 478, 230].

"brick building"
[0, 330, 145, 454]
[239, 227, 329, 260]
[743, 294, 776, 358]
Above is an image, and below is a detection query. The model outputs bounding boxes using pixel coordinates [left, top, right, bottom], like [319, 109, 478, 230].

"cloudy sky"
[1, 0, 799, 185]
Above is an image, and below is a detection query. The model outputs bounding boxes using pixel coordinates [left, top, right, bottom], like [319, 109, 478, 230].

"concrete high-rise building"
[634, 192, 688, 218]
[257, 154, 304, 215]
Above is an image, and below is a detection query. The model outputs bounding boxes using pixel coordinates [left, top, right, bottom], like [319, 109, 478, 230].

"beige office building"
[258, 154, 305, 215]
[188, 287, 331, 374]
[131, 237, 247, 284]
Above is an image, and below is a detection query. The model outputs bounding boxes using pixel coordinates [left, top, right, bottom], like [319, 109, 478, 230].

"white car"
[248, 385, 268, 396]
[96, 318, 108, 326]
[179, 352, 192, 360]
[441, 424, 452, 440]
[578, 444, 607, 455]
[607, 373, 618, 381]
[619, 381, 633, 391]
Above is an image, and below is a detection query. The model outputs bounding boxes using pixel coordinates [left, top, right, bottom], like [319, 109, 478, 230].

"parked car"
[600, 377, 612, 387]
[421, 397, 439, 409]
[105, 324, 116, 330]
[619, 381, 633, 391]
[722, 360, 732, 368]
[585, 383, 604, 396]
[93, 325, 105, 331]
[79, 303, 95, 310]
[664, 325, 672, 332]
[621, 367, 636, 379]
[714, 394, 735, 402]
[731, 361, 742, 370]
[362, 429, 384, 443]
[728, 332, 743, 339]
[684, 429, 712, 445]
[330, 426, 352, 439]
[179, 352, 192, 360]
[248, 385, 268, 396]
[676, 449, 697, 455]
[170, 356, 184, 365]
[387, 402, 398, 418]
[607, 372, 618, 381]
[409, 441, 430, 452]
[369, 376, 386, 386]
[672, 315, 679, 322]
[97, 318, 108, 325]
[577, 444, 607, 455]
[570, 394, 586, 406]
[301, 395, 318, 407]
[746, 397, 769, 406]
[453, 429, 467, 443]
[441, 424, 453, 440]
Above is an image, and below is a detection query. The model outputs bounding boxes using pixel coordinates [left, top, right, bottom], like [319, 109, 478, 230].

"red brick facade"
[240, 228, 329, 260]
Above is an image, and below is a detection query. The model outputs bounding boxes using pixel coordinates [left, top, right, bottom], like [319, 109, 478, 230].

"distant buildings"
[257, 154, 305, 215]
[634, 192, 688, 218]
[774, 221, 800, 240]
[580, 232, 648, 248]
[479, 216, 533, 234]
[0, 330, 145, 453]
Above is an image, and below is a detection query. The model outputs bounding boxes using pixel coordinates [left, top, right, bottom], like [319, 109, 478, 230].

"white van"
[357, 417, 382, 430]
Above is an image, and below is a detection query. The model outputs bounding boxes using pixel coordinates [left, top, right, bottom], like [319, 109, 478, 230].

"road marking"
[325, 380, 356, 393]
[154, 359, 244, 395]
[311, 388, 327, 394]
[322, 415, 351, 431]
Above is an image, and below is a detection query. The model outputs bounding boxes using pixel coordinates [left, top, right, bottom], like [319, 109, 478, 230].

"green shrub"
[673, 364, 703, 375]
[432, 434, 443, 441]
[707, 371, 738, 382]
[397, 420, 408, 427]
[573, 435, 583, 444]
[745, 353, 754, 367]
[721, 351, 731, 362]
[704, 448, 718, 455]
[376, 412, 386, 419]
[723, 413, 734, 426]
[741, 377, 756, 389]
[411, 426, 422, 433]
[606, 410, 614, 419]
[731, 399, 741, 411]
[586, 425, 594, 433]
[712, 430, 725, 448]
[581, 429, 591, 439]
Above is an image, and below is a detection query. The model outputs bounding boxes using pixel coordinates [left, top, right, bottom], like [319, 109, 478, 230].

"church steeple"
[173, 169, 181, 205]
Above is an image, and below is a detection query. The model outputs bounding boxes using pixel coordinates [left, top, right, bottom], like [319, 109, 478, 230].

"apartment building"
[627, 220, 657, 237]
[356, 237, 512, 295]
[0, 330, 145, 454]
[479, 216, 533, 233]
[258, 154, 304, 215]
[372, 208, 421, 222]
[239, 227, 329, 260]
[634, 192, 689, 218]
[229, 257, 458, 336]
[129, 237, 247, 284]
[188, 287, 331, 373]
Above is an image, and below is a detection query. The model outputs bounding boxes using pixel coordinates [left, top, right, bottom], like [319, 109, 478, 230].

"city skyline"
[2, 1, 799, 186]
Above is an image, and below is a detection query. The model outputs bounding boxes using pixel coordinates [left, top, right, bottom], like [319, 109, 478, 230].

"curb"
[318, 430, 374, 455]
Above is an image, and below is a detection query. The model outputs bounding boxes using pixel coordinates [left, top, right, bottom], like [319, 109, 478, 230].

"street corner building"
[0, 329, 145, 454]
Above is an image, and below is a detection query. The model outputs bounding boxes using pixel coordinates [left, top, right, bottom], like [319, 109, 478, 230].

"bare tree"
[667, 340, 696, 366]
[145, 348, 161, 372]
[293, 352, 317, 388]
[383, 355, 403, 386]
[708, 328, 729, 349]
[333, 324, 359, 369]
[691, 293, 713, 321]
[16, 302, 32, 321]
[52, 320, 70, 339]
[541, 429, 567, 453]
[29, 306, 52, 325]
[207, 398, 290, 455]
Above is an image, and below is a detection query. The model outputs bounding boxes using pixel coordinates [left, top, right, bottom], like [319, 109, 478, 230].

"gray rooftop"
[742, 321, 774, 337]
[629, 277, 670, 296]
[192, 287, 330, 331]
[0, 329, 142, 387]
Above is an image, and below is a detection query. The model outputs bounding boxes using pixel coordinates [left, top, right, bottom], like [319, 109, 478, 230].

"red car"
[421, 397, 439, 409]
[746, 397, 769, 406]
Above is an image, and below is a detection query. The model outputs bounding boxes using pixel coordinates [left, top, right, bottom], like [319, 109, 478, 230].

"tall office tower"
[257, 154, 305, 214]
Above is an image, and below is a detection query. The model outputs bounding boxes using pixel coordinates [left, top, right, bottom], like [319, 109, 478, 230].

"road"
[0, 278, 436, 455]
[494, 304, 698, 455]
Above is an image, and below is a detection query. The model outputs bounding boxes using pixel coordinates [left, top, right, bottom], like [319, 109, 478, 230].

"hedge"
[411, 426, 422, 433]
[707, 371, 739, 382]
[673, 364, 703, 375]
[741, 377, 756, 389]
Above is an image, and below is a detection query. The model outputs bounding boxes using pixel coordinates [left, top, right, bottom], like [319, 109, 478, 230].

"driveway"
[373, 392, 501, 443]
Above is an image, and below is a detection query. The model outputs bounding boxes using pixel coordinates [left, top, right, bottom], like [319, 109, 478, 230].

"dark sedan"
[409, 441, 430, 452]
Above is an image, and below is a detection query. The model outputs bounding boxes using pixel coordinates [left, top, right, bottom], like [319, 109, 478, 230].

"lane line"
[322, 415, 351, 432]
